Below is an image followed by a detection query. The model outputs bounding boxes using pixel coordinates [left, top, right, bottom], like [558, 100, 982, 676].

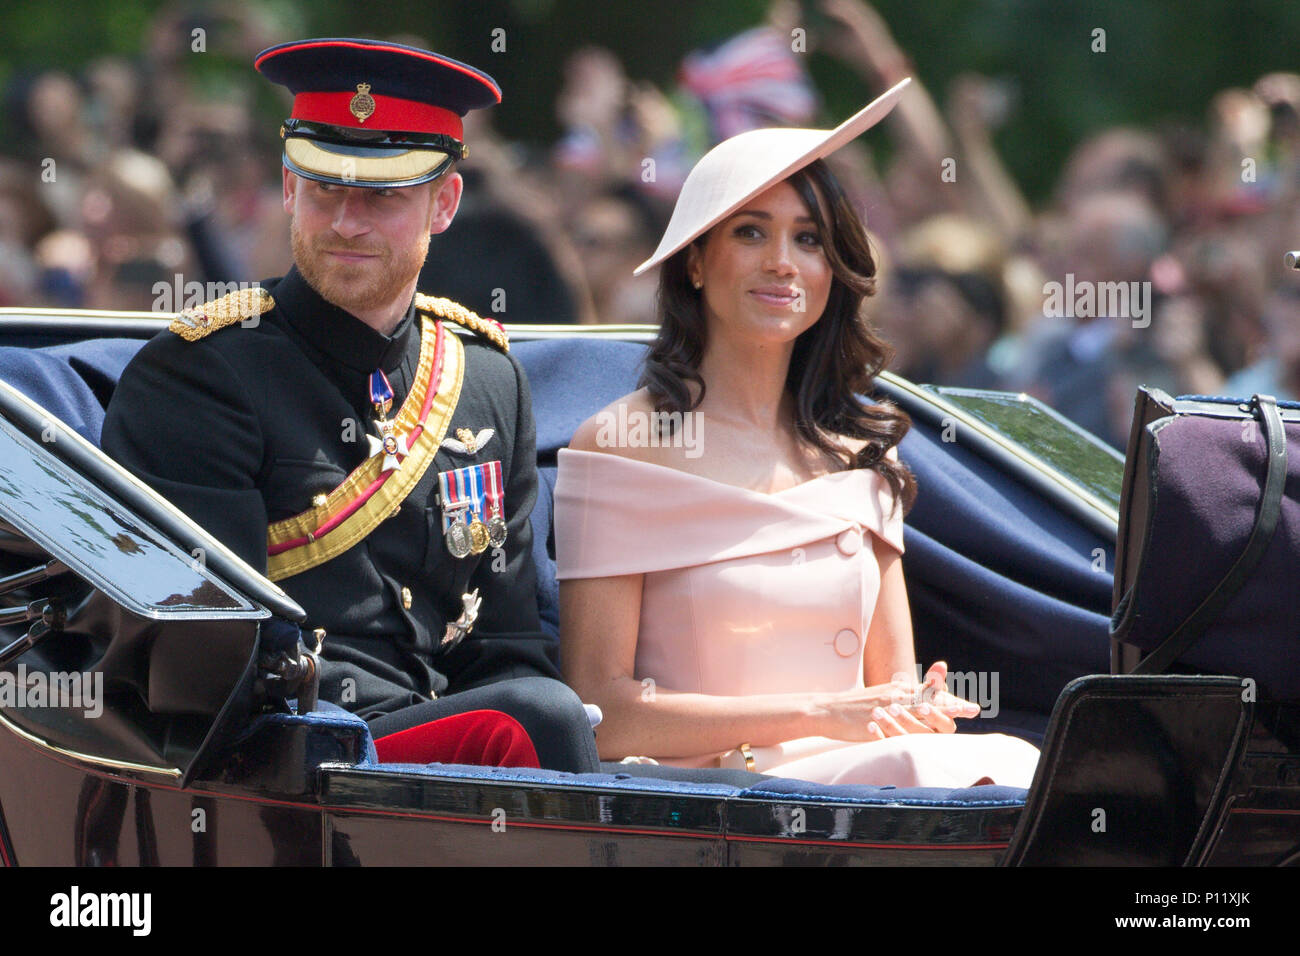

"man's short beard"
[290, 217, 430, 318]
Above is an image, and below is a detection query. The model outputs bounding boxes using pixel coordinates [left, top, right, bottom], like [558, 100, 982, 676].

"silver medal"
[444, 512, 472, 558]
[487, 511, 508, 548]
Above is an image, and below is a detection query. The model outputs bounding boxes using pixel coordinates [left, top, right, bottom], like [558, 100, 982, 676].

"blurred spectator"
[1224, 284, 1300, 401]
[552, 45, 690, 214]
[78, 149, 193, 311]
[885, 214, 1008, 387]
[1179, 230, 1271, 375]
[570, 185, 663, 325]
[1055, 128, 1170, 216]
[1014, 192, 1168, 447]
[424, 110, 593, 325]
[32, 231, 94, 308]
[1149, 295, 1225, 398]
[0, 161, 58, 305]
[1, 0, 1298, 461]
[420, 168, 584, 325]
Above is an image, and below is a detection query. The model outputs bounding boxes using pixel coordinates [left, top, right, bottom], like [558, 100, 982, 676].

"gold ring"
[738, 742, 756, 773]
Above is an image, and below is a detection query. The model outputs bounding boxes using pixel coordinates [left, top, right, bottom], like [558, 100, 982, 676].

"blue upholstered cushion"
[0, 338, 143, 445]
[513, 339, 647, 457]
[513, 339, 647, 641]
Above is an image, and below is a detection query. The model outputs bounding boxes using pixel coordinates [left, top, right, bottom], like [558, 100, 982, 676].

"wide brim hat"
[633, 77, 910, 275]
[255, 38, 501, 188]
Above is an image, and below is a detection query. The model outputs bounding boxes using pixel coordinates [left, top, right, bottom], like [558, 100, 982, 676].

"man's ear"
[282, 167, 297, 215]
[428, 171, 463, 235]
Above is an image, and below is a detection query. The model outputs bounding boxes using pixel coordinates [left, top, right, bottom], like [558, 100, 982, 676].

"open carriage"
[0, 307, 1295, 866]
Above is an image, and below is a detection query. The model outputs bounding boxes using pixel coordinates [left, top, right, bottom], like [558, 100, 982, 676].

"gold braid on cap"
[169, 287, 275, 341]
[415, 293, 508, 353]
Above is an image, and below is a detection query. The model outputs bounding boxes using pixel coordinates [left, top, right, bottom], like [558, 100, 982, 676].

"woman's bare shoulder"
[568, 389, 707, 469]
[568, 388, 658, 457]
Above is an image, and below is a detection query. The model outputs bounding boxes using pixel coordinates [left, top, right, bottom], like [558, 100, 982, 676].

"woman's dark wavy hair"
[638, 158, 917, 512]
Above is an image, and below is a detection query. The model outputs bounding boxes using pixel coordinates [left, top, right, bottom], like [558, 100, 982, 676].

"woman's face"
[687, 179, 833, 346]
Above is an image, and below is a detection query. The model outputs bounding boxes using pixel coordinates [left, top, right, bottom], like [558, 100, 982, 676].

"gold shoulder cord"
[415, 293, 509, 353]
[169, 288, 275, 341]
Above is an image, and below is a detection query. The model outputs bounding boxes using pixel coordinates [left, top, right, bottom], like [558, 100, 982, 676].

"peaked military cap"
[255, 37, 502, 188]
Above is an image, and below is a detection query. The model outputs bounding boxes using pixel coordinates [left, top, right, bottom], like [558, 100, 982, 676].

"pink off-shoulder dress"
[554, 448, 1040, 789]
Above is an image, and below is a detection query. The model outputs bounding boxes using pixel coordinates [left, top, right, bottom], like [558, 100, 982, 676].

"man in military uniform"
[101, 38, 599, 773]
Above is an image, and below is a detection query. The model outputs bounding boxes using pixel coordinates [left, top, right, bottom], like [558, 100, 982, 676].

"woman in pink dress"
[555, 81, 1039, 789]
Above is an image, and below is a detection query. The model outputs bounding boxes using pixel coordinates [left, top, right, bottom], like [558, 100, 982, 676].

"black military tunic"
[102, 267, 595, 769]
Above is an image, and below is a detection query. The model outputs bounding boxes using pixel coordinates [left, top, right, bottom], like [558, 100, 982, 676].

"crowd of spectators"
[2, 0, 1298, 449]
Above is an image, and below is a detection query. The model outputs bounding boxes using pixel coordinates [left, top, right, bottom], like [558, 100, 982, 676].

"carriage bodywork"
[0, 309, 1295, 866]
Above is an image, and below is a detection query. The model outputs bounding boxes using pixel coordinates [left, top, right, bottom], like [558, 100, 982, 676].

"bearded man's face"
[286, 174, 440, 315]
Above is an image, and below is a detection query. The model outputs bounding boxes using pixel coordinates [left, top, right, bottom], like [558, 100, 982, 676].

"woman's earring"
[693, 279, 703, 290]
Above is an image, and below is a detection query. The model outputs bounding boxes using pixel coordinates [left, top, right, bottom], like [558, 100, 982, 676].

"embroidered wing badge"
[441, 427, 495, 455]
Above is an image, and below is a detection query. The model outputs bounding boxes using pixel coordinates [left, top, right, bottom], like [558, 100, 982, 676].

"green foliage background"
[2, 0, 1297, 200]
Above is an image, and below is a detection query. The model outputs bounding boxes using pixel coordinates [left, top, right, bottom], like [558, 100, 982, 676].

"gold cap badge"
[349, 83, 376, 123]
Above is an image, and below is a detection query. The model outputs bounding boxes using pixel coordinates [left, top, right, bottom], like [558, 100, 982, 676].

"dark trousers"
[367, 676, 600, 774]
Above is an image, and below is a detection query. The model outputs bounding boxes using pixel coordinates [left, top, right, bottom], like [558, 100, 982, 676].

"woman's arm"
[560, 566, 968, 761]
[862, 535, 980, 733]
[561, 573, 840, 759]
[863, 534, 917, 687]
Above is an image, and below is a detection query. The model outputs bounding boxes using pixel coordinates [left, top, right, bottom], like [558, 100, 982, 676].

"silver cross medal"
[368, 418, 410, 473]
[367, 369, 409, 472]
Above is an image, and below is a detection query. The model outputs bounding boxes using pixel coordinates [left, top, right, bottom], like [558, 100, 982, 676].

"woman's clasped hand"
[817, 661, 983, 741]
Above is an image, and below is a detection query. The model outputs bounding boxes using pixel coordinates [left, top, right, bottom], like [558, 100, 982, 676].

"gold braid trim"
[168, 287, 275, 341]
[415, 293, 509, 353]
[265, 318, 464, 581]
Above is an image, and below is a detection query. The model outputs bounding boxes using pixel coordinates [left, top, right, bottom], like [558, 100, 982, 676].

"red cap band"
[291, 92, 464, 138]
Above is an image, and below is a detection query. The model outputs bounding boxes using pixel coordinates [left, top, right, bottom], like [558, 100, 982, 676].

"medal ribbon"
[437, 467, 467, 527]
[437, 462, 495, 534]
[486, 460, 503, 516]
[370, 369, 394, 418]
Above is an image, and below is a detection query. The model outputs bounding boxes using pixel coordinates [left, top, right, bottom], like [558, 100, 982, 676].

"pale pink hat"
[633, 77, 911, 276]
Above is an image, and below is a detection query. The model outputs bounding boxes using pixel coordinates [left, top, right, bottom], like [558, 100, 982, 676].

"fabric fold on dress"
[555, 448, 903, 579]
